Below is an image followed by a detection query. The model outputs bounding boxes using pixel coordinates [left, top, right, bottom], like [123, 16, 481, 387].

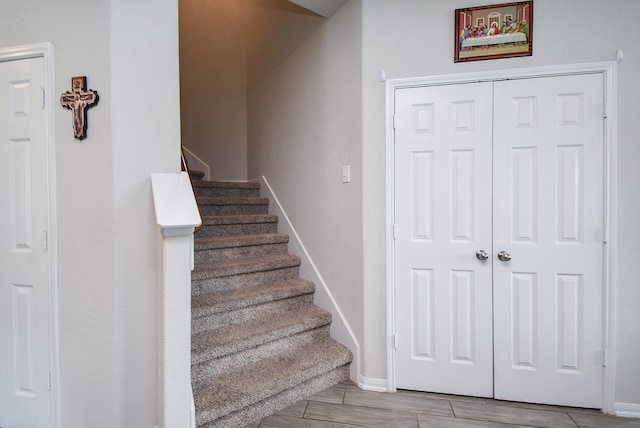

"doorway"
[389, 70, 610, 409]
[0, 44, 57, 427]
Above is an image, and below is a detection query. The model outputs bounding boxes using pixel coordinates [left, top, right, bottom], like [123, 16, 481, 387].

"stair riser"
[192, 267, 301, 295]
[192, 326, 330, 385]
[194, 243, 289, 264]
[192, 255, 300, 280]
[192, 294, 314, 335]
[198, 364, 351, 428]
[199, 204, 269, 216]
[189, 171, 204, 181]
[195, 187, 260, 198]
[196, 223, 277, 238]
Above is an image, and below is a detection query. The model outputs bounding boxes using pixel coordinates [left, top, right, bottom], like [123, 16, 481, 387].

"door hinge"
[40, 87, 45, 108]
[43, 230, 48, 250]
[393, 114, 397, 130]
[602, 349, 608, 367]
[603, 101, 608, 119]
[392, 333, 398, 350]
[47, 371, 52, 390]
[393, 224, 398, 240]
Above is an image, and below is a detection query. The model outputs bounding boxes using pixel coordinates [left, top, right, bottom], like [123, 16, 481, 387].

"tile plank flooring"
[243, 381, 640, 428]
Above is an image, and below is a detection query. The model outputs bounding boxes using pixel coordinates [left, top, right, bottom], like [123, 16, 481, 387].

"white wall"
[179, 0, 339, 181]
[0, 0, 180, 426]
[246, 0, 364, 373]
[179, 0, 248, 181]
[110, 1, 181, 426]
[362, 0, 640, 410]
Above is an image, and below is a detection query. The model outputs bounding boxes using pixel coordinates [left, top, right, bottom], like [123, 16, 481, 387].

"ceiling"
[287, 0, 347, 17]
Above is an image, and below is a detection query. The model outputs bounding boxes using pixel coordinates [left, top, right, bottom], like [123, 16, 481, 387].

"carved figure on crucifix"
[60, 76, 99, 140]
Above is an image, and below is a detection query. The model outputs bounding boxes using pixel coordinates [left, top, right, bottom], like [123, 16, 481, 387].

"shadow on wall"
[180, 0, 326, 92]
[245, 0, 326, 87]
[178, 0, 327, 181]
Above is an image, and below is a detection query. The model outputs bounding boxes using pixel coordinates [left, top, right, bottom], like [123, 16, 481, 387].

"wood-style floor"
[244, 381, 640, 428]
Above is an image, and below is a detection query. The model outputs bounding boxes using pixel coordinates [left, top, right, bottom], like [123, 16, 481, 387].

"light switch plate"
[342, 165, 351, 183]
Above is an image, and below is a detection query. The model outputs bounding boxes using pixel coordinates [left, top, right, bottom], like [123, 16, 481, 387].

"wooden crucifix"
[60, 76, 99, 140]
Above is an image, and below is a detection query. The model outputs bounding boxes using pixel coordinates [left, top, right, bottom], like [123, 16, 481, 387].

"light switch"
[342, 165, 351, 183]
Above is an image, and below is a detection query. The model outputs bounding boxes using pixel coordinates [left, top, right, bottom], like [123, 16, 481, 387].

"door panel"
[394, 82, 494, 397]
[492, 74, 604, 408]
[0, 56, 54, 427]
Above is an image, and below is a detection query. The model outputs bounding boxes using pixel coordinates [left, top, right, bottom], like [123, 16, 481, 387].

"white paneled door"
[394, 82, 495, 397]
[492, 75, 604, 407]
[0, 56, 55, 426]
[394, 74, 605, 408]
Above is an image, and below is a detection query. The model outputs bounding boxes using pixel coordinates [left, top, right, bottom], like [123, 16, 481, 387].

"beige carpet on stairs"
[190, 179, 352, 428]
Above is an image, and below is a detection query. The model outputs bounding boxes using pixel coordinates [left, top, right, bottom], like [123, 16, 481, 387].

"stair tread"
[201, 214, 278, 225]
[198, 196, 269, 205]
[192, 305, 331, 364]
[194, 233, 289, 250]
[192, 278, 314, 316]
[193, 180, 261, 189]
[193, 338, 352, 424]
[192, 254, 300, 279]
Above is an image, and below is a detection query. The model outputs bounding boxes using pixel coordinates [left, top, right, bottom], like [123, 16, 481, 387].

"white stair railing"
[151, 171, 201, 428]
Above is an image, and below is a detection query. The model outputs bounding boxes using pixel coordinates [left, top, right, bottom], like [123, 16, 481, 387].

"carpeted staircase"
[190, 178, 353, 428]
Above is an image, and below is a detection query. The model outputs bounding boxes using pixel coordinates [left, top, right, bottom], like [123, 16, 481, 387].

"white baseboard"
[358, 375, 388, 392]
[260, 176, 361, 383]
[613, 402, 640, 418]
[191, 388, 196, 428]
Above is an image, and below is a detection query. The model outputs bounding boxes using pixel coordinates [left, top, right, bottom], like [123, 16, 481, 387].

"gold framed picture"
[455, 1, 533, 62]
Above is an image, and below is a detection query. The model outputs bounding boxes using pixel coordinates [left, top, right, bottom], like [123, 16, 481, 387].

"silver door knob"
[476, 250, 489, 261]
[497, 251, 512, 262]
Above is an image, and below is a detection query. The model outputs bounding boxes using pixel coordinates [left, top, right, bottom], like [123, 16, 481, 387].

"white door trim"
[0, 42, 60, 428]
[385, 62, 618, 414]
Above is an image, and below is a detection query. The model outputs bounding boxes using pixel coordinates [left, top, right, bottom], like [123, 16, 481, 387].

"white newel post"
[151, 172, 201, 428]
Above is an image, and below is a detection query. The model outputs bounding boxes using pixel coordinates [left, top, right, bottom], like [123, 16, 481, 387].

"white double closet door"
[394, 74, 605, 408]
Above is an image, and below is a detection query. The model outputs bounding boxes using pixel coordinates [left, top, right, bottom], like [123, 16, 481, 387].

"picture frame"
[455, 1, 533, 63]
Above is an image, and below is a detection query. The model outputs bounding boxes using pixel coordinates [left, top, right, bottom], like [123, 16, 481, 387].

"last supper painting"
[455, 1, 533, 62]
